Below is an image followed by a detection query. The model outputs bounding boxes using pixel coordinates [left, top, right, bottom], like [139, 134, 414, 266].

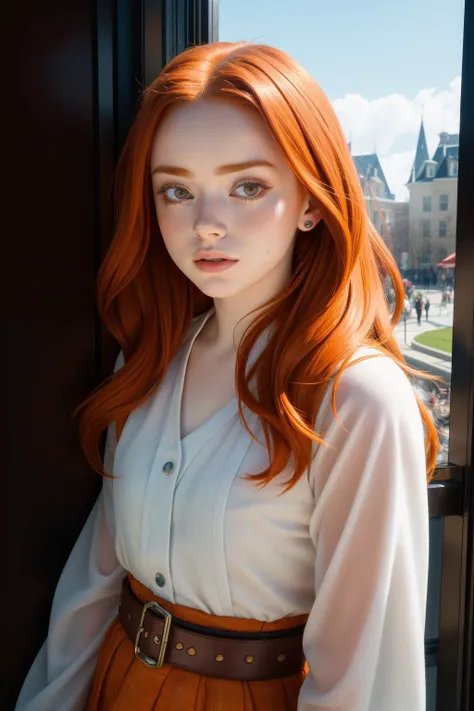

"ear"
[297, 194, 322, 232]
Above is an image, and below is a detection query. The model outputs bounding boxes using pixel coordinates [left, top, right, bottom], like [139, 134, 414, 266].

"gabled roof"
[353, 153, 395, 200]
[434, 154, 459, 179]
[432, 142, 459, 164]
[414, 163, 434, 182]
[407, 119, 429, 184]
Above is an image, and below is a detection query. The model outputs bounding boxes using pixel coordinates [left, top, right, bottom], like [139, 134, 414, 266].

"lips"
[196, 258, 230, 262]
[193, 250, 237, 262]
[194, 258, 238, 273]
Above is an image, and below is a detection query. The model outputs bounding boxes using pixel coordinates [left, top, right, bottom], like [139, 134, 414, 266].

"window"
[218, 6, 471, 710]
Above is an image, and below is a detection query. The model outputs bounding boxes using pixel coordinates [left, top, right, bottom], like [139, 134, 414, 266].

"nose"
[194, 212, 227, 242]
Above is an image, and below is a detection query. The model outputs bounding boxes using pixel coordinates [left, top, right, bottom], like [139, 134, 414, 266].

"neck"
[202, 262, 291, 353]
[206, 301, 259, 354]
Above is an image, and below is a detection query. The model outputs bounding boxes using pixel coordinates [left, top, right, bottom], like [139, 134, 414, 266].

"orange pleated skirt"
[86, 575, 309, 711]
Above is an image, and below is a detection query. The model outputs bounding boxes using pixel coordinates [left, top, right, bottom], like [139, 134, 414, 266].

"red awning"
[436, 252, 456, 267]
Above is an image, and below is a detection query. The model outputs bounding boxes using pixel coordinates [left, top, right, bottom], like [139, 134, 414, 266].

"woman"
[15, 42, 438, 711]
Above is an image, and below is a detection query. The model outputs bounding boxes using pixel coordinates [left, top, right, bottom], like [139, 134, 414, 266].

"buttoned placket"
[138, 310, 267, 612]
[141, 312, 215, 600]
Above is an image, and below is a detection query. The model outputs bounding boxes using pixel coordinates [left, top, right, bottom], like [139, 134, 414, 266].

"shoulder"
[338, 347, 417, 413]
[109, 311, 212, 379]
[316, 347, 421, 432]
[310, 348, 426, 493]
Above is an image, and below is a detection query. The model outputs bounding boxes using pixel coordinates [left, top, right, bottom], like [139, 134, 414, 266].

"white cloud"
[332, 77, 462, 200]
[381, 150, 416, 202]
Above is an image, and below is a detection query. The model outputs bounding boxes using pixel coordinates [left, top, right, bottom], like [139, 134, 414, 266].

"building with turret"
[351, 152, 409, 268]
[406, 121, 459, 269]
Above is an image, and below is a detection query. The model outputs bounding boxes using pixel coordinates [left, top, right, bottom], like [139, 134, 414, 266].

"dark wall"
[6, 2, 213, 706]
[6, 3, 110, 708]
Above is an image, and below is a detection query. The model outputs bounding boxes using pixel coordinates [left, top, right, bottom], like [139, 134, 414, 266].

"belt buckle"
[134, 601, 172, 668]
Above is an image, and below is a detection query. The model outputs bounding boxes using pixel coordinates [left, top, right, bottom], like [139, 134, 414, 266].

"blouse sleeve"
[15, 353, 126, 711]
[298, 354, 430, 711]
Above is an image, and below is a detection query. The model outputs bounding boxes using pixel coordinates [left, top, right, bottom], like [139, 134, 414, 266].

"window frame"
[432, 4, 474, 710]
[439, 194, 449, 211]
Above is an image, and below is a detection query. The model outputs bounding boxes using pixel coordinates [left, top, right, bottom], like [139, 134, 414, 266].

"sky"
[218, 0, 465, 201]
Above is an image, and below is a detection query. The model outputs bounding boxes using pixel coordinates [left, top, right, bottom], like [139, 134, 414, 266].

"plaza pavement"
[393, 287, 453, 384]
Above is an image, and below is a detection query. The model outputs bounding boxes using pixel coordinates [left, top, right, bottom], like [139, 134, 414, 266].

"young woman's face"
[150, 96, 320, 301]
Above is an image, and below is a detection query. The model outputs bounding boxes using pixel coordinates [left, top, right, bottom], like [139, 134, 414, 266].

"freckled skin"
[150, 97, 321, 305]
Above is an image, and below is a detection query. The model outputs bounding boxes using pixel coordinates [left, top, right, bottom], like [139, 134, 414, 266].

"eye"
[157, 185, 193, 203]
[232, 181, 270, 201]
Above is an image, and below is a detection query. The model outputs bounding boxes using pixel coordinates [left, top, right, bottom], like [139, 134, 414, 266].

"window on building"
[448, 160, 458, 177]
[422, 219, 431, 238]
[439, 221, 447, 237]
[372, 211, 378, 227]
[426, 164, 435, 178]
[423, 196, 432, 212]
[439, 194, 449, 211]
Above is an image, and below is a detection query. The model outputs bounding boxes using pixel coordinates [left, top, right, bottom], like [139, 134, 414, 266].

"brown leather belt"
[119, 577, 306, 681]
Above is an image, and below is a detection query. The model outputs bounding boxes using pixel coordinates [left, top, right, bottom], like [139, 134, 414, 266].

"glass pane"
[219, 3, 463, 709]
[219, 0, 464, 468]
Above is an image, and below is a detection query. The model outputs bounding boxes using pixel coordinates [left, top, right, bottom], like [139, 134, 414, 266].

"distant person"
[424, 297, 430, 321]
[414, 295, 423, 325]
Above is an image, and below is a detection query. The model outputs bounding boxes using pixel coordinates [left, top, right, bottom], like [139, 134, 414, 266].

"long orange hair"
[74, 41, 439, 488]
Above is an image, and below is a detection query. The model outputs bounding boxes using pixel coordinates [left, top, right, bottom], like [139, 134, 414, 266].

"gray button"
[155, 573, 166, 588]
[162, 461, 174, 476]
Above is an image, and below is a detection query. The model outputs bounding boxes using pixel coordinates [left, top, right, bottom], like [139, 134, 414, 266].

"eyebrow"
[150, 160, 277, 178]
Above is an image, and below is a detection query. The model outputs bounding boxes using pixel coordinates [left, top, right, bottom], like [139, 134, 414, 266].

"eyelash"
[156, 180, 271, 206]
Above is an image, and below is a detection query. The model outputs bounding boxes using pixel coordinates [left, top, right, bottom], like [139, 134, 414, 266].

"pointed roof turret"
[407, 118, 430, 184]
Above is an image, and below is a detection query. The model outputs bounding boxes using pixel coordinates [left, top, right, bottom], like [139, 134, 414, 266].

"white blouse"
[15, 309, 430, 711]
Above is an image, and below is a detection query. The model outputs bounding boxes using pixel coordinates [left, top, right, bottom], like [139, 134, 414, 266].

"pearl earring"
[304, 220, 313, 229]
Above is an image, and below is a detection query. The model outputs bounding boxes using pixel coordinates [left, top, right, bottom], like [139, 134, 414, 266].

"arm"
[298, 354, 429, 711]
[16, 354, 126, 711]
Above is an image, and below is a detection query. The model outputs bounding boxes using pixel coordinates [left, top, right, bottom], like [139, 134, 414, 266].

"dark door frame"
[95, 0, 220, 376]
[433, 0, 474, 709]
